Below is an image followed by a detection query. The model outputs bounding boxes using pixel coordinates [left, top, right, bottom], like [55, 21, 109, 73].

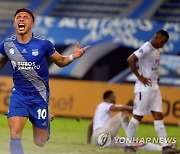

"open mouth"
[18, 23, 25, 31]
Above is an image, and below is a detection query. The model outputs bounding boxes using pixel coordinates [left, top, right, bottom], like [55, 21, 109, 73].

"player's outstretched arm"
[50, 42, 90, 67]
[110, 105, 133, 113]
[0, 56, 8, 70]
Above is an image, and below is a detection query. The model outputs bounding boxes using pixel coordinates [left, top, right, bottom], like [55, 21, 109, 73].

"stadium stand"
[0, 0, 179, 86]
[0, 0, 45, 42]
[46, 0, 165, 19]
[0, 0, 46, 76]
[152, 0, 180, 22]
[0, 1, 30, 20]
[48, 0, 142, 18]
[0, 0, 30, 41]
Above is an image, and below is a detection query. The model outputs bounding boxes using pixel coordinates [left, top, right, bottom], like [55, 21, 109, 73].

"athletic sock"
[154, 120, 168, 147]
[139, 143, 162, 151]
[127, 117, 139, 138]
[10, 138, 24, 154]
[126, 117, 139, 146]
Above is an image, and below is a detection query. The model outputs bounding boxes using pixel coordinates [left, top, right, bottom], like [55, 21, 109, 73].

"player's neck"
[150, 40, 158, 49]
[16, 32, 32, 44]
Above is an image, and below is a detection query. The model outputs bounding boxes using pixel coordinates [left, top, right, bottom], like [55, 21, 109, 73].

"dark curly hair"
[14, 8, 35, 22]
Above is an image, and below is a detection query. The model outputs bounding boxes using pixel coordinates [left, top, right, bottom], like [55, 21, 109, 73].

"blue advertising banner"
[33, 16, 180, 54]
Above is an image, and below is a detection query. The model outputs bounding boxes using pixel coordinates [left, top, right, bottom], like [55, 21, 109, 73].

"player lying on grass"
[87, 90, 174, 152]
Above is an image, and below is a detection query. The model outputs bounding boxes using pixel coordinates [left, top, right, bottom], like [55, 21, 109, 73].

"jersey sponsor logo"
[11, 60, 40, 70]
[9, 48, 15, 55]
[32, 49, 39, 56]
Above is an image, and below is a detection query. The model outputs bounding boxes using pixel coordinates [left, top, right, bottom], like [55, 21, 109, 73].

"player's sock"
[126, 117, 139, 145]
[139, 143, 162, 151]
[10, 138, 24, 154]
[127, 117, 139, 137]
[154, 120, 169, 147]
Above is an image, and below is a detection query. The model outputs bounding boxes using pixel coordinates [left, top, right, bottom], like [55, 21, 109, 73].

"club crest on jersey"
[32, 49, 39, 56]
[9, 48, 15, 55]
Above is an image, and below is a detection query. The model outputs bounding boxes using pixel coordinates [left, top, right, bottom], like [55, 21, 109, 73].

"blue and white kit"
[0, 34, 55, 129]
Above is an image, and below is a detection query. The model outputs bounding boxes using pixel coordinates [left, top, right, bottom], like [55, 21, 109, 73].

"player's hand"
[73, 42, 90, 59]
[49, 111, 55, 122]
[157, 78, 160, 83]
[138, 75, 152, 86]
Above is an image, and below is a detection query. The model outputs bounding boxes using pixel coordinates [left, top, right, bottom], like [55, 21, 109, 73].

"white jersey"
[93, 102, 113, 130]
[134, 42, 160, 92]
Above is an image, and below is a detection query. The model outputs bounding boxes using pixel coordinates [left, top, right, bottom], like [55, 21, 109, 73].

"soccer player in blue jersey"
[0, 8, 90, 154]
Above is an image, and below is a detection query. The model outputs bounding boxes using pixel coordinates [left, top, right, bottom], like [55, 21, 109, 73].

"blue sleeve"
[0, 41, 7, 57]
[45, 40, 56, 57]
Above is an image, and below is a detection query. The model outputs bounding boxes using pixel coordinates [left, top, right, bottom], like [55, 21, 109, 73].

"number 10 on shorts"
[37, 108, 47, 119]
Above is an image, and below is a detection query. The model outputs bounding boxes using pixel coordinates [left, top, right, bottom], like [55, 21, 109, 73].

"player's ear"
[31, 22, 34, 29]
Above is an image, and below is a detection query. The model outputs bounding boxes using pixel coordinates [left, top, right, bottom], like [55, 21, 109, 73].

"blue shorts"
[8, 88, 49, 130]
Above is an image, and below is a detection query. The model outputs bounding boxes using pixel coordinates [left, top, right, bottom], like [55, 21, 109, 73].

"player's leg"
[125, 91, 151, 152]
[32, 125, 48, 147]
[103, 112, 127, 137]
[127, 90, 153, 140]
[151, 111, 180, 153]
[152, 111, 168, 146]
[126, 114, 143, 139]
[8, 117, 27, 154]
[126, 92, 145, 140]
[110, 111, 134, 148]
[93, 112, 129, 148]
[150, 89, 180, 153]
[8, 96, 29, 154]
[8, 116, 27, 137]
[120, 111, 131, 135]
[8, 116, 27, 154]
[124, 114, 143, 152]
[29, 102, 49, 147]
[150, 89, 168, 147]
[93, 112, 123, 143]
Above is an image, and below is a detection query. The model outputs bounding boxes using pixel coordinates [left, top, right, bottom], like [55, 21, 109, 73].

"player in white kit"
[89, 90, 133, 146]
[125, 30, 180, 154]
[87, 90, 165, 152]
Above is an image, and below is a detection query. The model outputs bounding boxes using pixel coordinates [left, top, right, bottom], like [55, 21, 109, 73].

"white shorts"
[133, 89, 162, 116]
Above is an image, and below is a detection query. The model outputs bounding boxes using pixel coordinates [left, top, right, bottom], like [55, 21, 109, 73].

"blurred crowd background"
[0, 0, 180, 124]
[0, 0, 180, 86]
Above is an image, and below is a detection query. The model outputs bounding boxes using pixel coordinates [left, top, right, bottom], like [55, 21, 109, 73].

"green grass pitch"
[0, 115, 179, 154]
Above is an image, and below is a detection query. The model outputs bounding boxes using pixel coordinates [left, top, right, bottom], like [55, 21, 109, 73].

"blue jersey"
[0, 34, 55, 103]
